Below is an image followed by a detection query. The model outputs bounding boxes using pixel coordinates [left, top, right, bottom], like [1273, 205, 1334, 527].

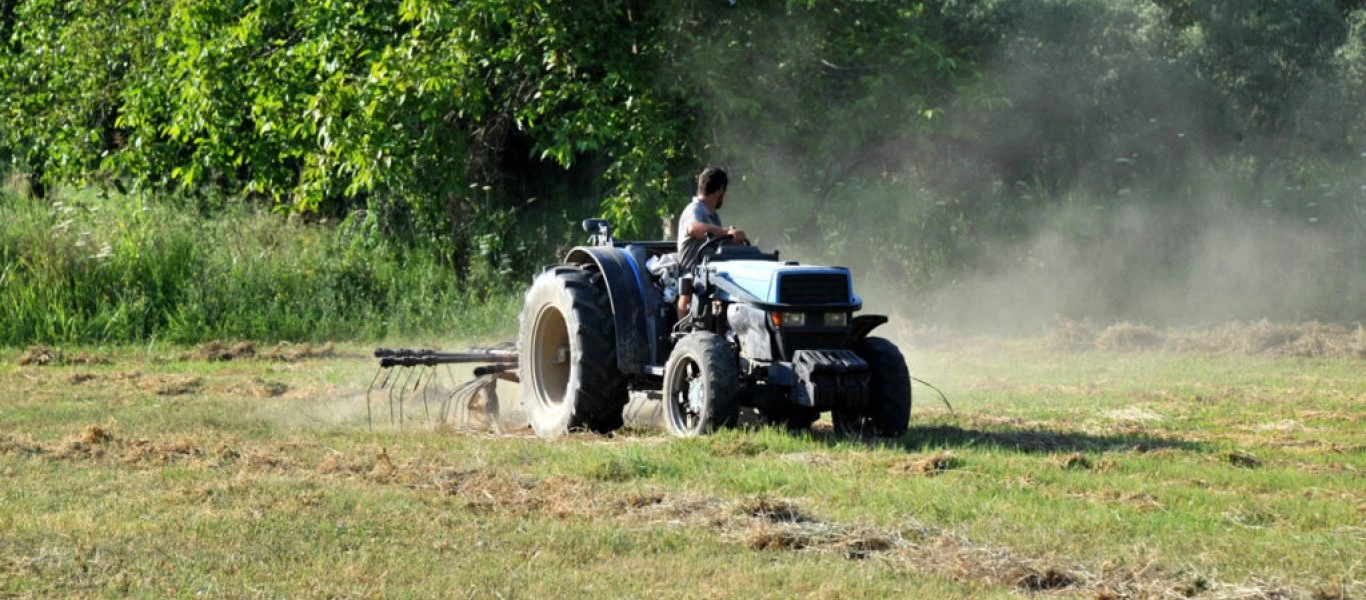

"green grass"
[0, 189, 522, 345]
[1, 341, 1362, 597]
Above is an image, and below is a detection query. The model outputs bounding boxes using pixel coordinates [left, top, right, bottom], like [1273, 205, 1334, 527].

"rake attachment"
[367, 347, 518, 432]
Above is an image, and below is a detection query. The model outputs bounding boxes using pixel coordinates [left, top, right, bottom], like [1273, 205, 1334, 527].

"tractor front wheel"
[662, 332, 741, 436]
[518, 266, 628, 438]
[832, 337, 911, 438]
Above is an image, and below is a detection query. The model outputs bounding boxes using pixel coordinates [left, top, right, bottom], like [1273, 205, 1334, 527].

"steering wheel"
[698, 234, 734, 258]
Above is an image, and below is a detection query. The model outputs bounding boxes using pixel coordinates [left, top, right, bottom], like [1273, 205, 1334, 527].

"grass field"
[1, 335, 1363, 598]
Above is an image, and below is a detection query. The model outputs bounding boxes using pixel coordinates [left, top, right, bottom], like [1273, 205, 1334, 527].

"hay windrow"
[889, 452, 959, 476]
[1056, 452, 1093, 470]
[262, 342, 335, 362]
[79, 424, 112, 445]
[17, 346, 112, 367]
[1040, 320, 1366, 358]
[1046, 316, 1095, 351]
[180, 341, 256, 362]
[178, 340, 336, 362]
[229, 377, 289, 398]
[1095, 322, 1165, 351]
[140, 375, 202, 396]
[1224, 451, 1261, 469]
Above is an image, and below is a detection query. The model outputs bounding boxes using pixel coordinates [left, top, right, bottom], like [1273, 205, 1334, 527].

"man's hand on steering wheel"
[726, 226, 747, 245]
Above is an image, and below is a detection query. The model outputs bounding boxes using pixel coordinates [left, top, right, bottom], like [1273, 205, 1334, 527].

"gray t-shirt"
[677, 198, 722, 269]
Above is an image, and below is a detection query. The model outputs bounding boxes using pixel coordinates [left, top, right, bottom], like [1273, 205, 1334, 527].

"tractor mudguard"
[563, 246, 658, 373]
[847, 314, 889, 344]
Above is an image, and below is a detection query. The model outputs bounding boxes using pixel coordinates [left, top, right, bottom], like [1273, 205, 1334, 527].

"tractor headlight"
[769, 311, 806, 328]
[824, 312, 848, 327]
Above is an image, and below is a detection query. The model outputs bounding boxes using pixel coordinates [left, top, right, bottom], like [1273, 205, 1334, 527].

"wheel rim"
[530, 304, 570, 411]
[666, 357, 704, 434]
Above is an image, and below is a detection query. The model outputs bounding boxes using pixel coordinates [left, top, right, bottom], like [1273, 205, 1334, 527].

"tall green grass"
[0, 188, 521, 345]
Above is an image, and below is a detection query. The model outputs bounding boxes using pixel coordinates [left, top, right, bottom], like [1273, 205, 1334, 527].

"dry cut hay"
[80, 424, 113, 445]
[1046, 316, 1095, 352]
[1162, 320, 1366, 359]
[179, 340, 256, 362]
[888, 452, 959, 476]
[229, 377, 290, 398]
[1055, 452, 1093, 470]
[17, 345, 112, 366]
[139, 375, 202, 396]
[262, 342, 336, 362]
[1094, 322, 1165, 351]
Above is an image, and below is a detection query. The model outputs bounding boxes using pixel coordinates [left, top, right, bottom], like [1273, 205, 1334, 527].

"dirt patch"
[17, 346, 112, 367]
[1095, 322, 1165, 351]
[180, 341, 256, 362]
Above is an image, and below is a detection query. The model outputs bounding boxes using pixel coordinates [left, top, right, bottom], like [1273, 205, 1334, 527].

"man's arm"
[687, 221, 746, 243]
[686, 220, 733, 239]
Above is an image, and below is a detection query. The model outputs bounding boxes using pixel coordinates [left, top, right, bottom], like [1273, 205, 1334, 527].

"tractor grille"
[778, 273, 850, 305]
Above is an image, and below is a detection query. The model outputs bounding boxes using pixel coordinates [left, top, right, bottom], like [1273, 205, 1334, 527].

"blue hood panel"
[710, 260, 859, 305]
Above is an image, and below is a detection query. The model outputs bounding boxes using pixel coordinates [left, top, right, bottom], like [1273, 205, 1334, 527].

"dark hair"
[697, 166, 728, 196]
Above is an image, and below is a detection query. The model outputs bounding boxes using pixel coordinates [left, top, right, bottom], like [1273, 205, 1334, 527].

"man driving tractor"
[676, 166, 746, 317]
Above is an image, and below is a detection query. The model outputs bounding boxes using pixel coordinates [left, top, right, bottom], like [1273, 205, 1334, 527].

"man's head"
[697, 166, 728, 209]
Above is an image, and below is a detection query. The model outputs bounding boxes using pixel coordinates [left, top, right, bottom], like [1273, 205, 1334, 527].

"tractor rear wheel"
[662, 332, 741, 436]
[518, 266, 628, 437]
[832, 337, 911, 438]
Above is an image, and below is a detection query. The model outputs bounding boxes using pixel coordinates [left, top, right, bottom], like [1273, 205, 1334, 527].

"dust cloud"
[696, 6, 1366, 334]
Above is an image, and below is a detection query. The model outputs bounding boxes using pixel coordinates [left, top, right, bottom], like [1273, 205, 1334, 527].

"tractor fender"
[563, 246, 656, 374]
[847, 314, 889, 344]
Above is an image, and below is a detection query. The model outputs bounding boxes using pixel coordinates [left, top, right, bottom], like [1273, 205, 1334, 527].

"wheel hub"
[686, 376, 706, 414]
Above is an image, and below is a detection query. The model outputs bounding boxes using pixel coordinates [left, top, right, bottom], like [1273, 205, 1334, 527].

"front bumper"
[764, 349, 870, 410]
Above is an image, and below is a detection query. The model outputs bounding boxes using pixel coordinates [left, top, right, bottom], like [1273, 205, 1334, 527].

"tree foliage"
[3, 0, 1366, 311]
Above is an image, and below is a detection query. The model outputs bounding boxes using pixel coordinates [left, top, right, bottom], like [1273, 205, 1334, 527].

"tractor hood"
[709, 260, 860, 307]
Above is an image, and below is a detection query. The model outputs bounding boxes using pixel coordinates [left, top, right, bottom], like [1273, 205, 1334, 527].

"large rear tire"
[662, 332, 741, 436]
[832, 337, 911, 438]
[518, 266, 628, 438]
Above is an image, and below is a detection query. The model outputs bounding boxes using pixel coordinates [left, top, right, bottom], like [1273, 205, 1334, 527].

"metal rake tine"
[419, 366, 433, 425]
[366, 366, 389, 434]
[390, 366, 415, 428]
[399, 366, 418, 428]
[438, 365, 458, 425]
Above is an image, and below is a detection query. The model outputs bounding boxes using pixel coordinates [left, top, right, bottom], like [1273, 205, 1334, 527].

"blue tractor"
[517, 219, 911, 438]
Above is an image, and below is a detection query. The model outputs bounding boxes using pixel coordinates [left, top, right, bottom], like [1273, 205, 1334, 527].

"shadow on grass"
[802, 424, 1204, 455]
